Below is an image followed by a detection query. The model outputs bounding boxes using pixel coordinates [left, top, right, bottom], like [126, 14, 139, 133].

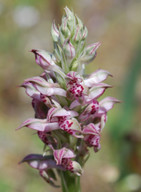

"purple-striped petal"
[80, 42, 101, 64]
[83, 123, 100, 135]
[31, 49, 66, 78]
[100, 113, 107, 130]
[24, 76, 49, 87]
[31, 49, 56, 69]
[35, 84, 66, 97]
[86, 83, 112, 101]
[18, 118, 45, 129]
[47, 107, 57, 121]
[23, 76, 67, 97]
[92, 135, 101, 152]
[84, 69, 112, 87]
[53, 108, 78, 118]
[51, 21, 59, 42]
[79, 100, 99, 121]
[63, 41, 75, 59]
[99, 97, 121, 112]
[86, 42, 101, 55]
[21, 82, 40, 100]
[18, 118, 59, 132]
[53, 147, 75, 165]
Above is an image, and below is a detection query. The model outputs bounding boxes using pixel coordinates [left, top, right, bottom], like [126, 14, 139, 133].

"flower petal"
[83, 123, 100, 135]
[92, 135, 101, 152]
[31, 49, 66, 78]
[24, 76, 67, 97]
[100, 113, 107, 130]
[79, 100, 99, 121]
[53, 108, 78, 118]
[63, 41, 75, 59]
[51, 21, 59, 42]
[20, 154, 47, 162]
[99, 97, 121, 113]
[53, 148, 65, 165]
[18, 118, 45, 130]
[47, 107, 58, 121]
[84, 69, 112, 87]
[69, 100, 81, 109]
[18, 118, 59, 132]
[35, 84, 66, 97]
[20, 154, 59, 170]
[60, 118, 83, 138]
[80, 42, 101, 64]
[53, 147, 75, 165]
[86, 83, 112, 101]
[63, 149, 76, 159]
[71, 161, 83, 176]
[24, 76, 48, 87]
[31, 49, 55, 69]
[21, 82, 40, 100]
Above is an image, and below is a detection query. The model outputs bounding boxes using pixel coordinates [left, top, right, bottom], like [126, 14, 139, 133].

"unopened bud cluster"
[18, 7, 120, 187]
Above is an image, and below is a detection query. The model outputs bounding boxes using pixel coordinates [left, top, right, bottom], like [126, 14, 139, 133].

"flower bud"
[63, 41, 75, 59]
[80, 42, 101, 64]
[64, 7, 76, 33]
[59, 30, 67, 45]
[31, 49, 56, 70]
[51, 21, 59, 42]
[79, 100, 99, 121]
[72, 25, 82, 42]
[82, 26, 88, 40]
[60, 16, 71, 38]
[71, 161, 83, 176]
[76, 16, 83, 30]
[31, 49, 66, 78]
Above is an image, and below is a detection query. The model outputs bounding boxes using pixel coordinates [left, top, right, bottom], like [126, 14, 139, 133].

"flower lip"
[79, 100, 99, 121]
[83, 123, 101, 152]
[53, 147, 76, 165]
[53, 147, 82, 175]
[66, 71, 84, 98]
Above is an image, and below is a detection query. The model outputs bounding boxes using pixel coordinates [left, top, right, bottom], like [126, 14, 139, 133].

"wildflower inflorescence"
[18, 7, 120, 187]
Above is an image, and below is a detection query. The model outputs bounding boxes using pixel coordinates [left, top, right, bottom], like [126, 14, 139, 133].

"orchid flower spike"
[18, 7, 120, 189]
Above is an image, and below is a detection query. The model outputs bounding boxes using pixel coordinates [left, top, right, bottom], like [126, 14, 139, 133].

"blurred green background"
[0, 0, 141, 191]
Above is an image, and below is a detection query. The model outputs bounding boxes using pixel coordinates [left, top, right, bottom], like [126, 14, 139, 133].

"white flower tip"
[97, 42, 101, 47]
[64, 7, 72, 15]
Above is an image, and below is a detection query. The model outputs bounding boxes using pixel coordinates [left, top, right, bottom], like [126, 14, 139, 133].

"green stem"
[60, 171, 81, 192]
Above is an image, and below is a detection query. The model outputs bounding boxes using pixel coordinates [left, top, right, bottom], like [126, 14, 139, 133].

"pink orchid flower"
[83, 123, 101, 152]
[53, 147, 82, 176]
[18, 7, 120, 188]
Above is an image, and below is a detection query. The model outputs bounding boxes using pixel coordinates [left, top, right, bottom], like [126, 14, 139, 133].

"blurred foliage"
[109, 39, 141, 181]
[0, 0, 141, 192]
